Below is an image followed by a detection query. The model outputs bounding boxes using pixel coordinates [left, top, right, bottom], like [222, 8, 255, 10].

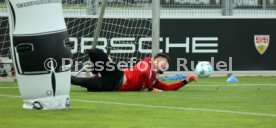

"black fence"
[160, 18, 276, 71]
[65, 18, 276, 71]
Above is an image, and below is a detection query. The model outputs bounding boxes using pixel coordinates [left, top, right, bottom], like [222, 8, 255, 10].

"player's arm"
[151, 74, 197, 91]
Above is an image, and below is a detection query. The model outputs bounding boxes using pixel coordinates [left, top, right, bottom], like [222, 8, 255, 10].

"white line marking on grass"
[0, 94, 21, 98]
[190, 84, 276, 87]
[238, 84, 276, 86]
[0, 87, 18, 89]
[72, 99, 276, 118]
[1, 94, 276, 118]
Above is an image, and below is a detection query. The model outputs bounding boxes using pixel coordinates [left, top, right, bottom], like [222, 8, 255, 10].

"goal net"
[0, 0, 153, 77]
[0, 12, 14, 81]
[63, 0, 153, 74]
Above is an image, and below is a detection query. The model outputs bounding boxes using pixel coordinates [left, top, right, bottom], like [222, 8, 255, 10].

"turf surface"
[0, 76, 276, 128]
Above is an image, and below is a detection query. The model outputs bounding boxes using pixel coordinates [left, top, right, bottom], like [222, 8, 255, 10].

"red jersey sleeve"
[153, 79, 186, 91]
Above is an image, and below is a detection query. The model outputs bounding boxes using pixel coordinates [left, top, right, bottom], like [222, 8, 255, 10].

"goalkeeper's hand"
[185, 74, 198, 83]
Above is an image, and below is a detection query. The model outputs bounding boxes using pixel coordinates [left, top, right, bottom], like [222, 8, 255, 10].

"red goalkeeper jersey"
[117, 57, 186, 91]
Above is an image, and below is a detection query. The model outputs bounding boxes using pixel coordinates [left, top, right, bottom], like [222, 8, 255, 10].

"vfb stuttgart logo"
[254, 35, 270, 55]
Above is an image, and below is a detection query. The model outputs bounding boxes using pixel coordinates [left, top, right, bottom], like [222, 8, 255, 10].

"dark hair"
[154, 53, 170, 62]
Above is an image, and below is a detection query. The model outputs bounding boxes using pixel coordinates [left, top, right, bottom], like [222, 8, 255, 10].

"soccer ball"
[195, 61, 213, 78]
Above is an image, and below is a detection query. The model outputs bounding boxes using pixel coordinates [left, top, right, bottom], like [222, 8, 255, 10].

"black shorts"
[71, 48, 124, 91]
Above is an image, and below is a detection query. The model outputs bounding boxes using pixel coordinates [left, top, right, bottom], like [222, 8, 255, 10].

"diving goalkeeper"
[71, 48, 197, 92]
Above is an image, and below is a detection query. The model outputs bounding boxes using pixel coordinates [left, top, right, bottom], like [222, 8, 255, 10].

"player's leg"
[88, 48, 109, 76]
[71, 76, 102, 91]
[78, 48, 124, 91]
[89, 48, 125, 90]
[71, 75, 124, 91]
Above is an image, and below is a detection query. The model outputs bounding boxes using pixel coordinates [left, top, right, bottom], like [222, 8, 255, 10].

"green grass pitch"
[0, 76, 276, 128]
